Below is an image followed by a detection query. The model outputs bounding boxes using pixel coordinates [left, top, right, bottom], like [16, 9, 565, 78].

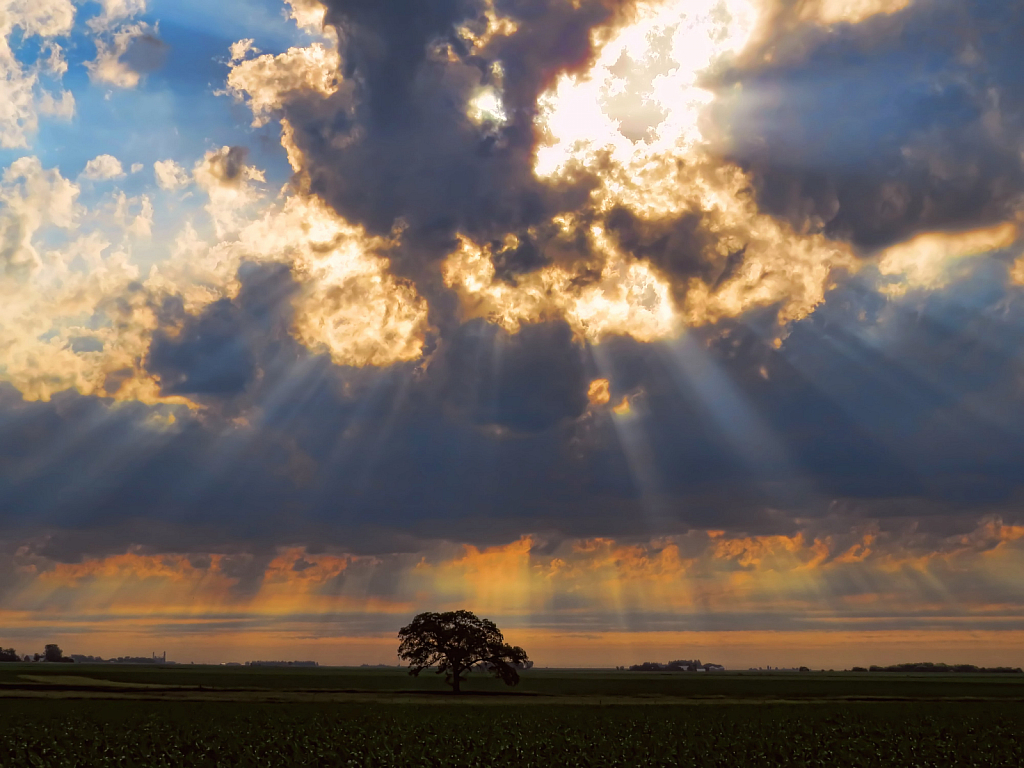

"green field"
[1, 666, 1023, 766]
[3, 663, 1024, 700]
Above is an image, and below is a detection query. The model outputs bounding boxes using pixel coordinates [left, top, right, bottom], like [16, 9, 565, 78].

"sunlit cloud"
[442, 231, 678, 343]
[878, 222, 1019, 296]
[225, 40, 341, 127]
[587, 378, 611, 406]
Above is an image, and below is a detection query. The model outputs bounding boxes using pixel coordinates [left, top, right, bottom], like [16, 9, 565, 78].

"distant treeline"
[852, 663, 1023, 674]
[628, 659, 724, 672]
[0, 645, 72, 663]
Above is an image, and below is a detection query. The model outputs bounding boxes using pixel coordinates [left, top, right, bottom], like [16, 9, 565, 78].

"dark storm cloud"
[147, 262, 297, 398]
[4, 255, 1024, 565]
[437, 319, 589, 432]
[707, 0, 1024, 248]
[148, 299, 256, 395]
[280, 0, 631, 295]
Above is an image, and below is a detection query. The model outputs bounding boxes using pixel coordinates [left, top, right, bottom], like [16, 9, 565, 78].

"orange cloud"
[587, 378, 611, 406]
[2, 519, 1023, 665]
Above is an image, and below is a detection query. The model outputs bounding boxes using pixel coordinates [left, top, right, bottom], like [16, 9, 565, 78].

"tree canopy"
[397, 610, 529, 694]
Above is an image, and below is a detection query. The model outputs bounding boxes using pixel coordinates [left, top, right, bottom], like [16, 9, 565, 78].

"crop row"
[0, 702, 1022, 767]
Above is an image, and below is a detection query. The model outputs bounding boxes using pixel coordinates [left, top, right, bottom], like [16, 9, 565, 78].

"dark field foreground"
[1, 699, 1023, 767]
[2, 668, 1024, 766]
[4, 664, 1024, 701]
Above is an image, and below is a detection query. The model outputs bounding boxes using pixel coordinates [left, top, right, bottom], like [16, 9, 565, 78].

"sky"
[1, 0, 1023, 668]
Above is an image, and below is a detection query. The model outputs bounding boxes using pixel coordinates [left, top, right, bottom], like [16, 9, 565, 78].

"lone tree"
[398, 610, 529, 694]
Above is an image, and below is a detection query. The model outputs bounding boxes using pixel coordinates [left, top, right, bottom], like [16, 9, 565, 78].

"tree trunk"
[452, 666, 461, 694]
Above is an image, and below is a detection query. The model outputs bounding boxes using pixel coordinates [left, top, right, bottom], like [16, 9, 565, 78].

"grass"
[3, 663, 1024, 700]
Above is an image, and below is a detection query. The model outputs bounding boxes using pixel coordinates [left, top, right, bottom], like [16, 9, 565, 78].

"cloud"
[229, 38, 259, 63]
[37, 89, 75, 120]
[588, 378, 611, 406]
[147, 268, 282, 398]
[153, 159, 190, 191]
[86, 22, 167, 88]
[285, 0, 329, 32]
[0, 0, 76, 147]
[795, 0, 911, 26]
[1012, 257, 1024, 286]
[80, 154, 126, 180]
[226, 42, 341, 127]
[2, 253, 1024, 582]
[0, 157, 174, 403]
[708, 0, 1024, 251]
[5, 0, 1024, 658]
[0, 156, 79, 276]
[0, 133, 440, 409]
[3, 519, 1024, 651]
[219, 0, 866, 353]
[87, 0, 147, 32]
[437, 319, 589, 432]
[877, 222, 1019, 296]
[193, 145, 257, 186]
[230, 0, 622, 276]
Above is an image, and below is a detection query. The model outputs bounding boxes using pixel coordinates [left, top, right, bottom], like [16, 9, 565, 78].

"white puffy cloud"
[41, 42, 68, 76]
[37, 89, 75, 119]
[0, 156, 78, 276]
[112, 191, 153, 237]
[87, 0, 146, 31]
[153, 159, 190, 191]
[0, 0, 76, 148]
[229, 38, 258, 63]
[284, 0, 327, 33]
[2, 0, 75, 37]
[225, 42, 341, 127]
[192, 146, 267, 237]
[81, 154, 126, 180]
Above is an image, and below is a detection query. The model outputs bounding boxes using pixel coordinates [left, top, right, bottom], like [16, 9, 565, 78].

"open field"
[2, 667, 1023, 765]
[2, 663, 1024, 702]
[1, 698, 1022, 767]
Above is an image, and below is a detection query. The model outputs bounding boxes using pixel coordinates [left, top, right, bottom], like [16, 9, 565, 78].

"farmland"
[1, 667, 1022, 765]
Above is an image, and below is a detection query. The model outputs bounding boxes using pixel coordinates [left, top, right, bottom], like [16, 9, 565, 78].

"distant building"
[69, 653, 175, 664]
[628, 659, 725, 672]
